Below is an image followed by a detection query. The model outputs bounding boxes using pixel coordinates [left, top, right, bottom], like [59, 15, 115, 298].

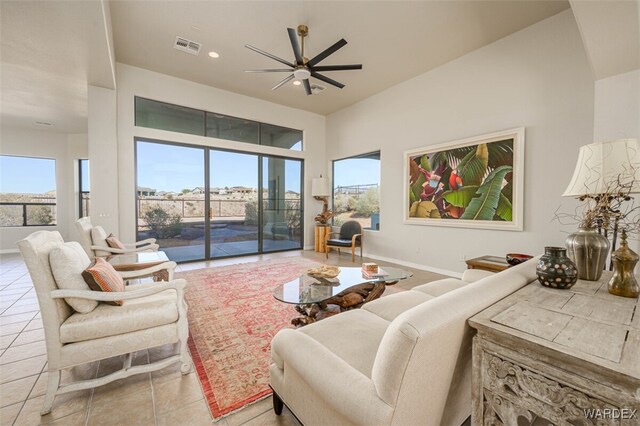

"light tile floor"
[0, 250, 447, 426]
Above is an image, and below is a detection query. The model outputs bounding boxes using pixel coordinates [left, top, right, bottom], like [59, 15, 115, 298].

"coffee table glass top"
[274, 266, 412, 305]
[106, 251, 169, 269]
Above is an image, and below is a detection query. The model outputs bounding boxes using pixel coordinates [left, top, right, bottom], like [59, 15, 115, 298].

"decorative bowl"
[506, 253, 533, 266]
[307, 265, 340, 279]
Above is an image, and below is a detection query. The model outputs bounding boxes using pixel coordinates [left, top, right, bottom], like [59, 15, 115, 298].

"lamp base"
[314, 196, 335, 225]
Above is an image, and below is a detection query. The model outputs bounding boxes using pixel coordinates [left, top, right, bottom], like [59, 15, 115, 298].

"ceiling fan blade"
[245, 69, 294, 73]
[311, 64, 362, 72]
[272, 74, 295, 91]
[307, 38, 347, 67]
[311, 72, 345, 89]
[287, 28, 304, 65]
[303, 79, 312, 96]
[245, 44, 295, 68]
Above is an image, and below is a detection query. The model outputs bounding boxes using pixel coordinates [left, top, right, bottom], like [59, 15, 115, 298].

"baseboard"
[303, 245, 314, 251]
[0, 249, 19, 255]
[363, 252, 463, 279]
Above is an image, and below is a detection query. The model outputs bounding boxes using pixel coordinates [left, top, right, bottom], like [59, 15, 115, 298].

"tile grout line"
[11, 361, 48, 425]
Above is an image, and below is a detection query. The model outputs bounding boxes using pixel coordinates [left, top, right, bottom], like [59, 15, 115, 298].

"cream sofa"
[269, 258, 538, 426]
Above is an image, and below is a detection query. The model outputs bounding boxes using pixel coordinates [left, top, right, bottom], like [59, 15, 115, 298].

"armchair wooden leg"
[272, 390, 284, 415]
[325, 247, 329, 259]
[41, 370, 60, 415]
[351, 246, 355, 262]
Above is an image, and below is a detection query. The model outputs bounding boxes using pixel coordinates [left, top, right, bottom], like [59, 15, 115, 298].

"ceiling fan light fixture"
[293, 68, 311, 80]
[292, 80, 302, 86]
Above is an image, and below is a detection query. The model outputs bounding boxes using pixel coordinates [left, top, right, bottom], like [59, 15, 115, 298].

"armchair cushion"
[82, 258, 125, 306]
[106, 233, 126, 249]
[59, 286, 179, 344]
[90, 226, 110, 257]
[49, 242, 98, 314]
[326, 238, 356, 247]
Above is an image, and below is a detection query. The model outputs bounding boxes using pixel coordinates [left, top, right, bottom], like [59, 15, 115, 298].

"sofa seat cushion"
[413, 278, 468, 297]
[363, 291, 434, 321]
[326, 238, 355, 247]
[60, 288, 178, 344]
[299, 309, 389, 378]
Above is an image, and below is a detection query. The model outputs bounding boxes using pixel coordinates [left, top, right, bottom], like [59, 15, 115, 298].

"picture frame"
[403, 127, 524, 231]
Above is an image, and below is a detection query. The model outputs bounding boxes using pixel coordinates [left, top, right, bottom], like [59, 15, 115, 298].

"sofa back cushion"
[50, 242, 98, 314]
[371, 258, 538, 424]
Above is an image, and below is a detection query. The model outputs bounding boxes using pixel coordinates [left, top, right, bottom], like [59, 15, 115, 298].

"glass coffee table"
[274, 266, 412, 326]
[107, 251, 171, 281]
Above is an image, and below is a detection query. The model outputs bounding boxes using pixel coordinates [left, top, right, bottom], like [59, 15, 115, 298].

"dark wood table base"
[291, 282, 386, 327]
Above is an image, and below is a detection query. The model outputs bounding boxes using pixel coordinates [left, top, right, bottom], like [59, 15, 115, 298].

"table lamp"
[562, 138, 639, 288]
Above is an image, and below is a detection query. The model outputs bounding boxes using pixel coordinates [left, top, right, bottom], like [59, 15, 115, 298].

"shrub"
[144, 206, 182, 238]
[333, 193, 357, 213]
[354, 188, 379, 217]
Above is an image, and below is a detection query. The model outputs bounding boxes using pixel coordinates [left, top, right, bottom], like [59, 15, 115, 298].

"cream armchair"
[75, 217, 159, 258]
[17, 231, 191, 415]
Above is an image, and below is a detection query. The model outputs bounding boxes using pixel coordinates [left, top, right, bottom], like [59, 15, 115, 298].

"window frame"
[78, 159, 89, 218]
[331, 150, 381, 231]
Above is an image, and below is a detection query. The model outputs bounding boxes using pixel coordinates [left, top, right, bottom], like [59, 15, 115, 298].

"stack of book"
[361, 262, 388, 279]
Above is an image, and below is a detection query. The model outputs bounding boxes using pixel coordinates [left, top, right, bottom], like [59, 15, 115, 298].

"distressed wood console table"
[469, 271, 639, 425]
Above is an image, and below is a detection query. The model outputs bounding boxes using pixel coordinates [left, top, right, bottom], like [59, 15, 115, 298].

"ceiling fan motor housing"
[293, 67, 311, 80]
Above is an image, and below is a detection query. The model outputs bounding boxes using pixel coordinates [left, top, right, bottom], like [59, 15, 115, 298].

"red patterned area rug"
[176, 257, 322, 419]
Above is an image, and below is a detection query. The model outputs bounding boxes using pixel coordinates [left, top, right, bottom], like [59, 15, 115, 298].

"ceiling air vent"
[174, 36, 202, 56]
[311, 84, 326, 95]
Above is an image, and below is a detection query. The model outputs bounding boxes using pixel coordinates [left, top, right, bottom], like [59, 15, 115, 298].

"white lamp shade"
[311, 177, 331, 197]
[563, 138, 640, 197]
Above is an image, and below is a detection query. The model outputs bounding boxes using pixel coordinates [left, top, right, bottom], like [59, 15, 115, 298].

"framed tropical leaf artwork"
[404, 128, 524, 230]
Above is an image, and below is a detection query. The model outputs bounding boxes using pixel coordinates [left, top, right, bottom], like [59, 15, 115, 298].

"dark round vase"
[536, 247, 578, 289]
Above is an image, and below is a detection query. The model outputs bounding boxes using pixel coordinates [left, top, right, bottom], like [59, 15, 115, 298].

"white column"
[88, 85, 119, 233]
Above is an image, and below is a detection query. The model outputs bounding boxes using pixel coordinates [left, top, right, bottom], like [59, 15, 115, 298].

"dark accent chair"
[325, 220, 363, 262]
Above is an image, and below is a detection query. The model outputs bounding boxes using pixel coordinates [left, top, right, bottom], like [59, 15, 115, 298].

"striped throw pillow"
[106, 233, 125, 249]
[82, 257, 125, 306]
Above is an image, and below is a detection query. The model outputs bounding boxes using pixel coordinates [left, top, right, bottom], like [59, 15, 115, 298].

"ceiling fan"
[245, 25, 362, 95]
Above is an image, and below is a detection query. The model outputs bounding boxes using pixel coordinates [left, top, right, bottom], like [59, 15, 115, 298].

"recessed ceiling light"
[35, 121, 52, 126]
[208, 51, 220, 58]
[292, 80, 301, 86]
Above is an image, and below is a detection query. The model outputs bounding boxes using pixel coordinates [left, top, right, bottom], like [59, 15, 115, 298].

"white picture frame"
[403, 127, 525, 231]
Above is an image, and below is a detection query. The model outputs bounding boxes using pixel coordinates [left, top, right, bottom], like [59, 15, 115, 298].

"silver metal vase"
[565, 227, 610, 281]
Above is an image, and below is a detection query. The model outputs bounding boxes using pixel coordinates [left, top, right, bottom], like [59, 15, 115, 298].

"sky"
[136, 142, 380, 193]
[0, 155, 56, 193]
[136, 141, 303, 193]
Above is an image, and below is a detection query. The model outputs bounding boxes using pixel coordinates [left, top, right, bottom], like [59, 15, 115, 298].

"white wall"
[115, 63, 326, 247]
[593, 69, 640, 142]
[0, 127, 88, 252]
[326, 10, 595, 273]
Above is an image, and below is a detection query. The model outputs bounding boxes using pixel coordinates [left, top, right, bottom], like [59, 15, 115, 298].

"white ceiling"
[0, 1, 114, 134]
[110, 1, 569, 116]
[4, 0, 604, 135]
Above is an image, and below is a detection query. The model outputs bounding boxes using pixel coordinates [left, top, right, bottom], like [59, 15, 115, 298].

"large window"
[0, 155, 57, 226]
[135, 97, 302, 151]
[79, 159, 90, 218]
[332, 152, 380, 230]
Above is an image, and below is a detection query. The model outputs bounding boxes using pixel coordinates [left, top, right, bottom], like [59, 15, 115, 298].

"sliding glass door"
[136, 141, 206, 262]
[136, 139, 303, 262]
[262, 157, 303, 252]
[209, 150, 260, 257]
